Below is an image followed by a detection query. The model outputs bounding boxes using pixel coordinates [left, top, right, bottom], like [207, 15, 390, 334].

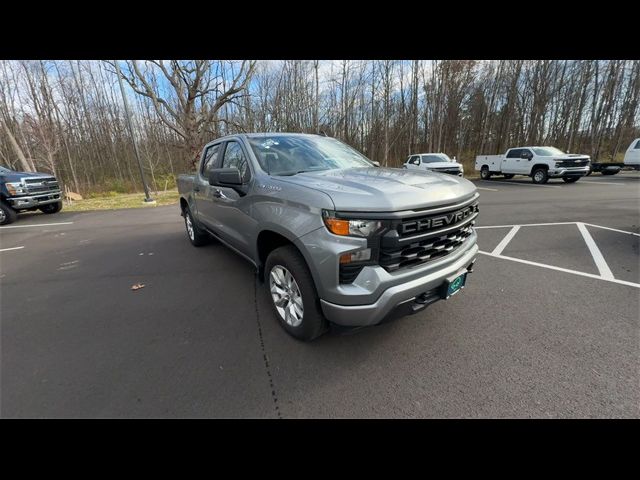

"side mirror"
[208, 168, 242, 186]
[371, 161, 380, 167]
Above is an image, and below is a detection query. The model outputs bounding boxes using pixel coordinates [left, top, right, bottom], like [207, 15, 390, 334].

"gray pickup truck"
[178, 133, 479, 340]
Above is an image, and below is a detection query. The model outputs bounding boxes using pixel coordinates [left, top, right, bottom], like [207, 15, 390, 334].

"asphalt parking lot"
[1, 171, 639, 418]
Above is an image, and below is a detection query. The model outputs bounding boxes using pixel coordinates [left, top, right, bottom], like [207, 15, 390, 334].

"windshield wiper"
[274, 168, 327, 176]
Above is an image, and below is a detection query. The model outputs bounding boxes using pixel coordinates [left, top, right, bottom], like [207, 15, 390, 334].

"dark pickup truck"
[0, 165, 63, 225]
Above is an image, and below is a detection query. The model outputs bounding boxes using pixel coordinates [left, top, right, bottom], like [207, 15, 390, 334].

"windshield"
[532, 147, 565, 156]
[247, 135, 374, 175]
[421, 154, 450, 164]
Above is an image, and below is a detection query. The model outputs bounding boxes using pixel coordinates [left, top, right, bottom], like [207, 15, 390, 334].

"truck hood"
[0, 170, 55, 183]
[278, 167, 477, 212]
[421, 161, 462, 169]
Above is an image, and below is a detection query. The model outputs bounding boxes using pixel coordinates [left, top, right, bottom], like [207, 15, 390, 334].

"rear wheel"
[480, 166, 491, 180]
[532, 168, 549, 184]
[562, 176, 580, 183]
[183, 207, 211, 246]
[265, 245, 328, 341]
[39, 201, 62, 214]
[0, 201, 18, 225]
[503, 174, 515, 179]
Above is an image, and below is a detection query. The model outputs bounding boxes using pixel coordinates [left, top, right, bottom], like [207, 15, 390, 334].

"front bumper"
[320, 241, 478, 327]
[548, 167, 590, 178]
[8, 191, 62, 209]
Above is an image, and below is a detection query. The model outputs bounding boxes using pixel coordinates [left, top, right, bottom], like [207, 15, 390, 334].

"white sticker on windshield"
[261, 139, 279, 149]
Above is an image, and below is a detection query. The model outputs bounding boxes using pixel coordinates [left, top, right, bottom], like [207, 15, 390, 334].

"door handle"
[213, 188, 227, 199]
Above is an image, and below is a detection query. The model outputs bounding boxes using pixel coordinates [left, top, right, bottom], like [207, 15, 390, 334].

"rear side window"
[506, 149, 522, 158]
[408, 155, 420, 165]
[222, 141, 251, 183]
[201, 144, 220, 176]
[635, 140, 640, 149]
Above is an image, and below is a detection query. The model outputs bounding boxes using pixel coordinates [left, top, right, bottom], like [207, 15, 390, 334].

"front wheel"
[0, 201, 18, 225]
[532, 168, 549, 184]
[562, 176, 580, 183]
[265, 245, 328, 341]
[39, 201, 62, 214]
[480, 166, 491, 180]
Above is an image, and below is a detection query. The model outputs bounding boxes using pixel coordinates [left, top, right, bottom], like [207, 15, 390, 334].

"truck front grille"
[556, 159, 589, 168]
[431, 168, 461, 175]
[378, 198, 478, 272]
[23, 177, 60, 194]
[379, 224, 474, 272]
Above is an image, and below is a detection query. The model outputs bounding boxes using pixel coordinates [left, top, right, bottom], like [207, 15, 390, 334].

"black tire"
[562, 176, 580, 183]
[601, 170, 617, 176]
[532, 168, 549, 184]
[183, 206, 210, 247]
[480, 166, 491, 180]
[265, 245, 328, 341]
[0, 200, 18, 225]
[39, 201, 63, 214]
[503, 174, 515, 179]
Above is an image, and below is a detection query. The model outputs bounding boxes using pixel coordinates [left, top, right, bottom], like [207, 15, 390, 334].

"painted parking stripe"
[0, 246, 25, 252]
[583, 223, 640, 237]
[576, 222, 614, 280]
[479, 251, 640, 289]
[477, 187, 499, 192]
[579, 181, 625, 186]
[0, 221, 73, 229]
[482, 180, 561, 188]
[475, 222, 577, 229]
[491, 225, 520, 255]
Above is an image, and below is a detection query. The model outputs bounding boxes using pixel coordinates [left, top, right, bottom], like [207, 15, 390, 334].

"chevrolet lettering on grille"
[400, 203, 479, 235]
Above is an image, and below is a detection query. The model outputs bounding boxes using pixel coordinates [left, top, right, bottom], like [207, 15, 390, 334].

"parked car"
[178, 133, 478, 341]
[403, 153, 463, 176]
[0, 165, 63, 225]
[623, 138, 640, 170]
[475, 146, 590, 184]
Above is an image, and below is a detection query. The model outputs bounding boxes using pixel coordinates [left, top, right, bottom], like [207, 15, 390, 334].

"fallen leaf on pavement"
[131, 283, 145, 291]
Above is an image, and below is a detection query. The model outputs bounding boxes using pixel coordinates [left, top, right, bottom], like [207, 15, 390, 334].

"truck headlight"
[322, 212, 381, 237]
[6, 182, 26, 196]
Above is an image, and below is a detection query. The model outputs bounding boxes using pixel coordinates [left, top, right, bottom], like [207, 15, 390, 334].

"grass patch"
[64, 189, 179, 212]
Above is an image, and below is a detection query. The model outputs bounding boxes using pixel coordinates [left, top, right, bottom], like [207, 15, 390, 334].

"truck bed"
[177, 174, 196, 196]
[475, 155, 503, 172]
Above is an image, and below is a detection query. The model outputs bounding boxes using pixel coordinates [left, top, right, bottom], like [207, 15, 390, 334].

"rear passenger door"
[194, 142, 222, 230]
[502, 149, 521, 174]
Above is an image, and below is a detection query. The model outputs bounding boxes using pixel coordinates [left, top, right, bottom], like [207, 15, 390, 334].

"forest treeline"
[1, 60, 638, 194]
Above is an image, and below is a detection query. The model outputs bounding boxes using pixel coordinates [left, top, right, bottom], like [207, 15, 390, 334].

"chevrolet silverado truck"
[0, 165, 63, 225]
[403, 153, 464, 176]
[178, 133, 478, 341]
[475, 146, 590, 184]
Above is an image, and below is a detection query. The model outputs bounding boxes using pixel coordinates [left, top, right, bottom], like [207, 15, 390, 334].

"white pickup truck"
[475, 146, 590, 184]
[624, 138, 640, 169]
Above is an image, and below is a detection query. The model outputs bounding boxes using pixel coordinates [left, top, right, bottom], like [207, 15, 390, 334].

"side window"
[635, 140, 640, 149]
[222, 141, 251, 183]
[409, 155, 420, 165]
[506, 149, 521, 159]
[201, 144, 220, 176]
[521, 149, 532, 158]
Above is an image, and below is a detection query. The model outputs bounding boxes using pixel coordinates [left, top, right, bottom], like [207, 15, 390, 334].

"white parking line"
[475, 222, 577, 229]
[477, 187, 499, 192]
[576, 222, 614, 279]
[0, 221, 74, 229]
[491, 225, 520, 255]
[479, 251, 640, 289]
[579, 181, 624, 186]
[583, 223, 640, 237]
[482, 180, 561, 188]
[0, 246, 25, 252]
